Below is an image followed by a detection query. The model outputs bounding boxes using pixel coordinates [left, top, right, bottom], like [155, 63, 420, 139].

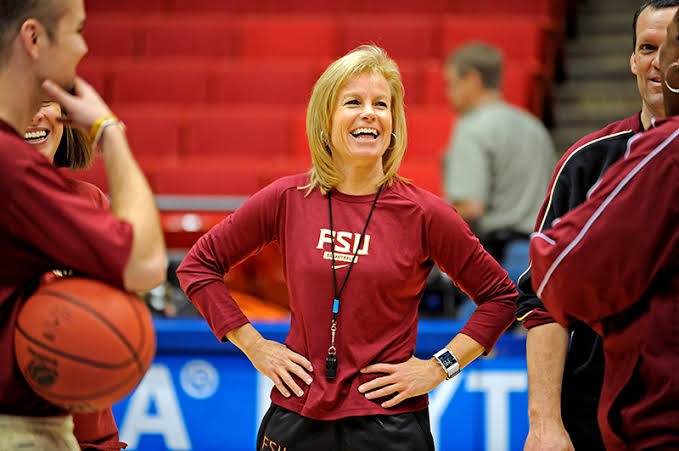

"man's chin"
[62, 79, 75, 94]
[46, 75, 75, 94]
[648, 81, 665, 94]
[646, 99, 666, 118]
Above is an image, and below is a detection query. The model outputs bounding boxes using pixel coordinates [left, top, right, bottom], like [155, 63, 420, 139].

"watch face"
[439, 351, 456, 367]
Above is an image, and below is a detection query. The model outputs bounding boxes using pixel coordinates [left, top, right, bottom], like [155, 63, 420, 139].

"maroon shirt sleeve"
[176, 180, 282, 341]
[3, 154, 132, 288]
[530, 124, 679, 333]
[424, 196, 517, 353]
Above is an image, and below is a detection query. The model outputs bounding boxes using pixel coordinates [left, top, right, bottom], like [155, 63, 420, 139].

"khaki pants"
[0, 413, 79, 451]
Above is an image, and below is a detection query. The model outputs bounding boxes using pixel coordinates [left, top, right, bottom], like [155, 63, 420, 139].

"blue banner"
[112, 319, 529, 451]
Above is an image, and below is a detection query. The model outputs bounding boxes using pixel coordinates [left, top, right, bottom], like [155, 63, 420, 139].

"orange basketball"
[13, 277, 156, 412]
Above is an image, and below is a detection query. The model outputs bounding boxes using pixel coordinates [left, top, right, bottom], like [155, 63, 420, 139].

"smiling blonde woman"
[177, 45, 518, 450]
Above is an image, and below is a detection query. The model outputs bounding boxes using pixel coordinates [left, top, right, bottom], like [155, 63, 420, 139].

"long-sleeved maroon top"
[177, 173, 517, 420]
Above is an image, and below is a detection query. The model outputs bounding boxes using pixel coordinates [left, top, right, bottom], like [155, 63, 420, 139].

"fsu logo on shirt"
[316, 228, 371, 267]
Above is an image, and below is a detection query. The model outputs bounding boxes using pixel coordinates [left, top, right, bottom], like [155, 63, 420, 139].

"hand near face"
[41, 76, 113, 132]
[358, 355, 446, 408]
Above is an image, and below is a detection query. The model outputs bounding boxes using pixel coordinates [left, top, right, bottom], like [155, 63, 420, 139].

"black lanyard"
[325, 185, 382, 379]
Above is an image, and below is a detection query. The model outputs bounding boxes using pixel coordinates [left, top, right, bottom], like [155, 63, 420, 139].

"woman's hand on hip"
[248, 339, 313, 398]
[358, 356, 446, 408]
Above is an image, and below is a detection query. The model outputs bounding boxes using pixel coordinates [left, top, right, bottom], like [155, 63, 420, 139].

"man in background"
[443, 42, 557, 271]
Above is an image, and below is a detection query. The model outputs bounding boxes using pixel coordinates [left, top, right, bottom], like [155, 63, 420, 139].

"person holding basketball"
[24, 100, 125, 450]
[177, 45, 517, 450]
[529, 7, 679, 449]
[0, 0, 167, 449]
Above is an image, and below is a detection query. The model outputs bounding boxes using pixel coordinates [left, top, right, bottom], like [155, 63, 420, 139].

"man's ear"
[469, 69, 484, 91]
[18, 19, 44, 59]
[630, 52, 638, 75]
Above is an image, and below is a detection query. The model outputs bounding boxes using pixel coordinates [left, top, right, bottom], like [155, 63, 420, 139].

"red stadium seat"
[238, 16, 337, 62]
[289, 108, 311, 160]
[267, 0, 352, 14]
[346, 0, 447, 14]
[114, 106, 184, 161]
[141, 15, 236, 57]
[338, 15, 437, 60]
[444, 5, 563, 90]
[175, 0, 352, 13]
[184, 107, 291, 158]
[169, 0, 270, 13]
[448, 0, 566, 28]
[258, 158, 310, 189]
[213, 61, 320, 105]
[76, 59, 113, 102]
[440, 15, 548, 74]
[405, 107, 456, 159]
[421, 61, 449, 108]
[398, 160, 445, 197]
[84, 15, 142, 57]
[110, 59, 211, 104]
[169, 0, 441, 14]
[85, 0, 168, 12]
[398, 62, 426, 106]
[152, 160, 261, 195]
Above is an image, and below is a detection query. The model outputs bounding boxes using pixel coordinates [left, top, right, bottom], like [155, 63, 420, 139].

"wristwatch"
[433, 348, 460, 380]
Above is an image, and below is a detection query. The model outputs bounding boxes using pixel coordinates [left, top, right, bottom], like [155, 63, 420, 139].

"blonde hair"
[303, 45, 407, 195]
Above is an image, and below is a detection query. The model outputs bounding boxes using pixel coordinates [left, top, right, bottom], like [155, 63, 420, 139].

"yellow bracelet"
[90, 116, 126, 149]
[89, 114, 118, 142]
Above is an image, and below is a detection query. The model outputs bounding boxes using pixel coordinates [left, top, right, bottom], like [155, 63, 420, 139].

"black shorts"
[256, 404, 435, 451]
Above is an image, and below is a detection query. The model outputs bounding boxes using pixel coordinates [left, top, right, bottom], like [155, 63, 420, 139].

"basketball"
[13, 277, 156, 412]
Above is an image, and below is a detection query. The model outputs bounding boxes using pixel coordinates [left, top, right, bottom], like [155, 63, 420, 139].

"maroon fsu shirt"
[178, 173, 517, 420]
[0, 120, 133, 416]
[530, 116, 679, 450]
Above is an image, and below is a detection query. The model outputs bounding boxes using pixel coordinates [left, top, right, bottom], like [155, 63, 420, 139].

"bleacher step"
[578, 12, 635, 35]
[565, 54, 634, 80]
[556, 79, 639, 102]
[567, 33, 633, 58]
[555, 101, 639, 127]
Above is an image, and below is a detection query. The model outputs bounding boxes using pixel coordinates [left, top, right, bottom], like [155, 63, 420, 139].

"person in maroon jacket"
[517, 2, 678, 450]
[530, 9, 679, 450]
[25, 101, 126, 451]
[0, 1, 166, 449]
[177, 45, 517, 450]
